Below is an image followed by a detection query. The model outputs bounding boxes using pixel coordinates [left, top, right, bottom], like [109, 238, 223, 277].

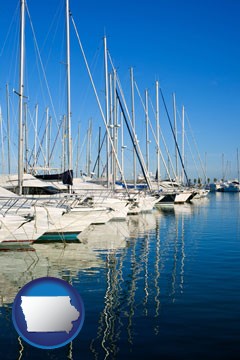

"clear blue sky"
[0, 0, 240, 181]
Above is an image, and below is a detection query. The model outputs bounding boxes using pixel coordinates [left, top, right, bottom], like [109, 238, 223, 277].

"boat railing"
[0, 187, 149, 216]
[0, 195, 73, 215]
[0, 196, 34, 216]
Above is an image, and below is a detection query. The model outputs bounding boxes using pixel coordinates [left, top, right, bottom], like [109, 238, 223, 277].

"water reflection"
[88, 209, 190, 359]
[0, 203, 207, 359]
[17, 337, 24, 360]
[154, 220, 160, 335]
[0, 220, 132, 308]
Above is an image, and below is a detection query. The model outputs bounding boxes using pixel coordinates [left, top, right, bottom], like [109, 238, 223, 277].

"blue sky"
[0, 0, 240, 181]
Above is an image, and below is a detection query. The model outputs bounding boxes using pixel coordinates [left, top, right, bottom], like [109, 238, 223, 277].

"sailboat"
[0, 1, 66, 247]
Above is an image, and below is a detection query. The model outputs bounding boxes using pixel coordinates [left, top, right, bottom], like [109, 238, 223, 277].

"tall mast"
[109, 72, 113, 178]
[48, 116, 52, 171]
[6, 84, 11, 174]
[0, 107, 4, 174]
[86, 119, 92, 176]
[97, 126, 101, 178]
[120, 112, 125, 176]
[222, 153, 224, 181]
[103, 35, 110, 187]
[145, 89, 149, 173]
[34, 104, 38, 172]
[18, 0, 25, 195]
[172, 93, 178, 179]
[112, 69, 117, 189]
[76, 123, 80, 177]
[62, 115, 66, 172]
[204, 152, 207, 183]
[130, 67, 137, 188]
[181, 105, 185, 184]
[156, 81, 160, 186]
[45, 107, 49, 173]
[24, 102, 28, 173]
[66, 0, 72, 187]
[237, 148, 239, 183]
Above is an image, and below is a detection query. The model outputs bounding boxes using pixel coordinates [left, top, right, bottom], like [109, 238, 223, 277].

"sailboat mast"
[48, 116, 52, 171]
[34, 104, 38, 172]
[97, 126, 101, 178]
[156, 81, 160, 186]
[24, 102, 28, 173]
[86, 118, 92, 177]
[45, 107, 49, 173]
[172, 93, 178, 179]
[130, 67, 137, 188]
[0, 107, 4, 174]
[76, 123, 80, 177]
[112, 69, 117, 189]
[145, 89, 149, 173]
[237, 148, 239, 183]
[182, 105, 185, 184]
[222, 153, 225, 181]
[103, 36, 110, 187]
[109, 72, 113, 178]
[66, 0, 72, 187]
[6, 84, 11, 174]
[120, 112, 125, 176]
[62, 115, 66, 173]
[18, 0, 25, 195]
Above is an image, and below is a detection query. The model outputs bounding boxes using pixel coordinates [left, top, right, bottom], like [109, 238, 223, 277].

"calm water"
[0, 193, 240, 359]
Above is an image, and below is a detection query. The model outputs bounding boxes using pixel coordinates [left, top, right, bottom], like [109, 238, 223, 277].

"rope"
[135, 82, 176, 181]
[160, 88, 190, 185]
[70, 14, 129, 195]
[185, 111, 207, 182]
[0, 218, 18, 241]
[108, 52, 153, 191]
[0, 3, 19, 57]
[116, 91, 152, 191]
[43, 205, 66, 247]
[25, 2, 61, 153]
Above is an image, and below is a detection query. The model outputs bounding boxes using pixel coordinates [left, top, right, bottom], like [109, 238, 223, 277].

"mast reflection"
[0, 205, 200, 359]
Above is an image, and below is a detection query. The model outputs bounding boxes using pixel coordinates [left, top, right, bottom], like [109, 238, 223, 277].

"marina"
[0, 0, 240, 358]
